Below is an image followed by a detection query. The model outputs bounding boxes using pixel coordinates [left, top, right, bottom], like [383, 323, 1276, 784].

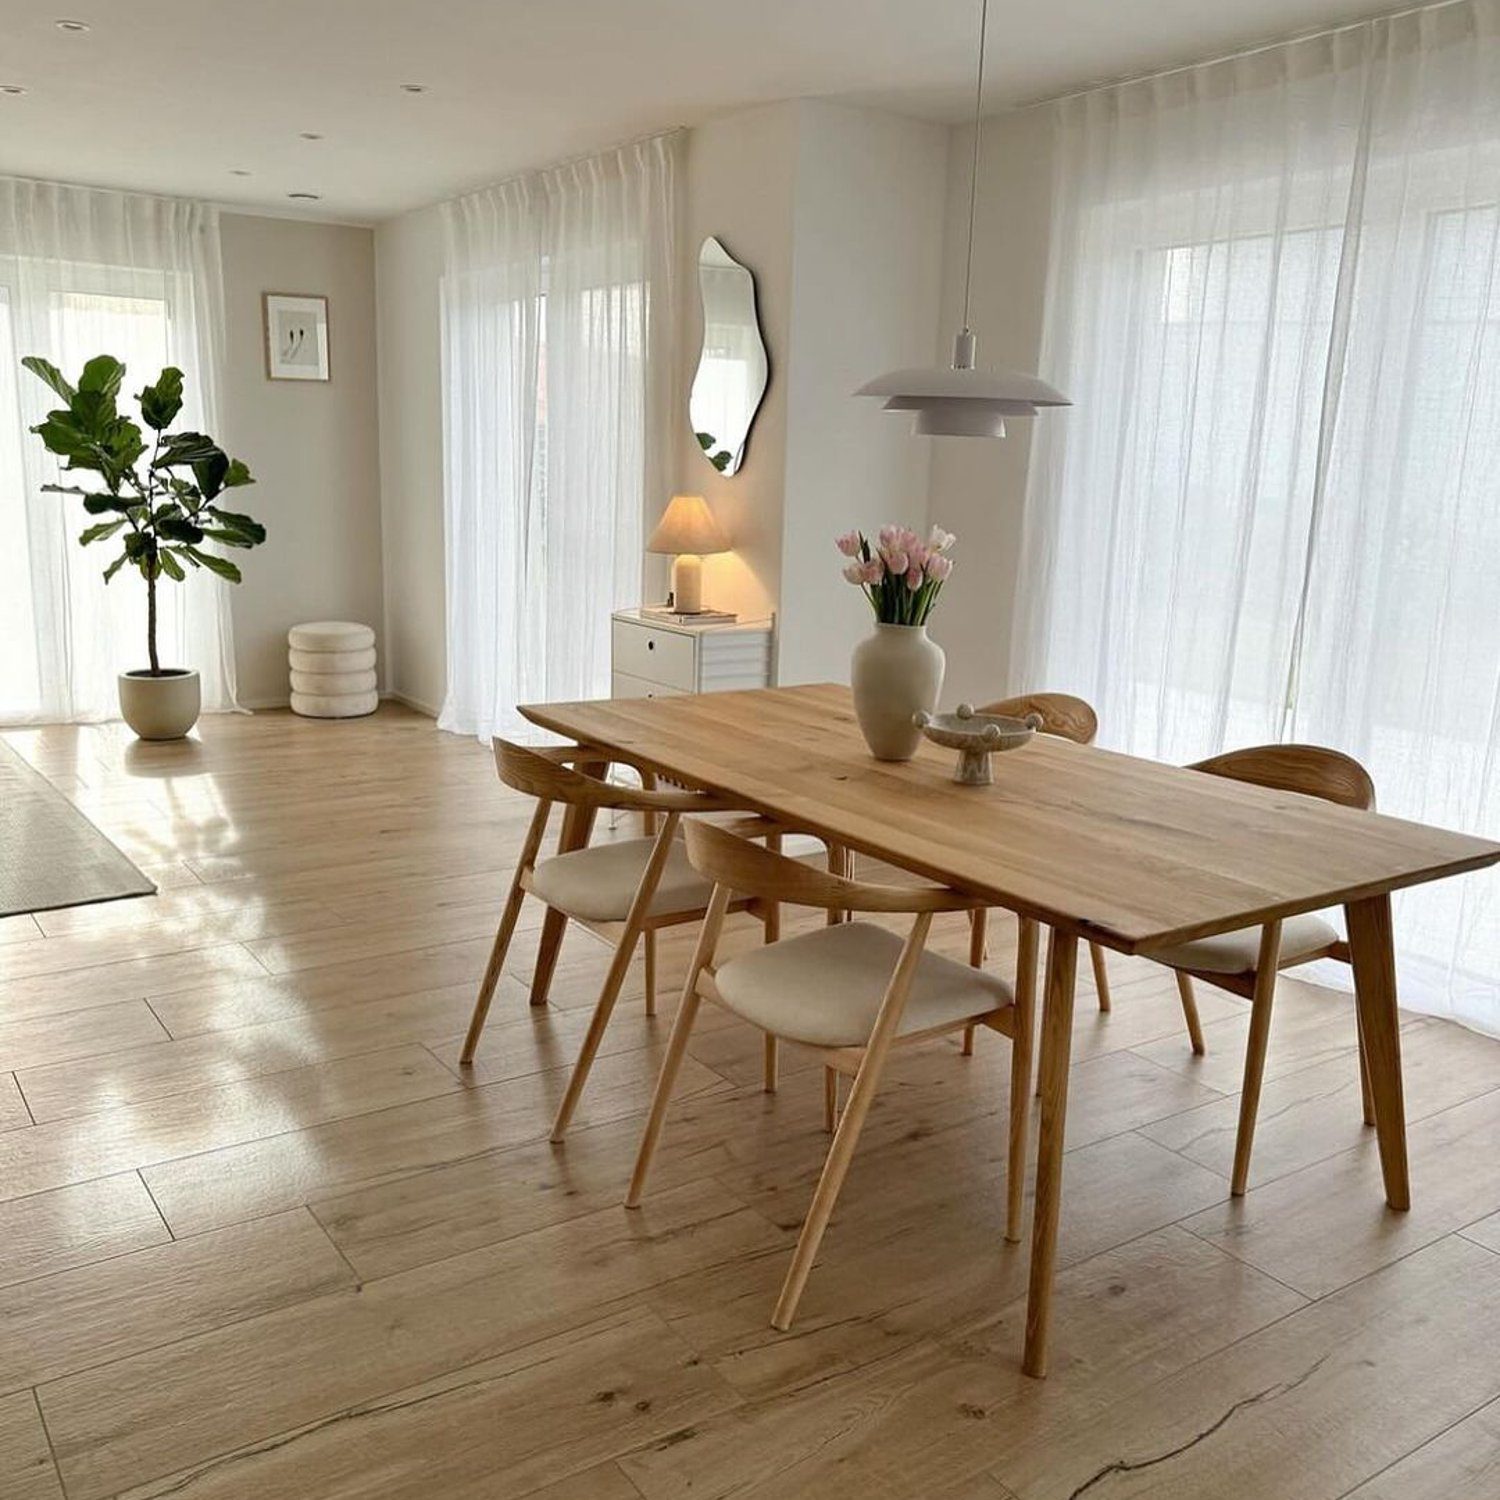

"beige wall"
[923, 106, 1057, 705]
[776, 101, 947, 686]
[373, 203, 447, 714]
[218, 213, 384, 707]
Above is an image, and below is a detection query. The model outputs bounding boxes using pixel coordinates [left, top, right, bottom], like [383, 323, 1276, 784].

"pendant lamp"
[856, 0, 1069, 437]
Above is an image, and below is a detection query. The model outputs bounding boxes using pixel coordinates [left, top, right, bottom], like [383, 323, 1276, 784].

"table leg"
[1345, 893, 1410, 1212]
[1023, 927, 1078, 1378]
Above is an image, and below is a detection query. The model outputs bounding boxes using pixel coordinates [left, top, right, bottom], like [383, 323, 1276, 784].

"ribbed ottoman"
[288, 621, 379, 718]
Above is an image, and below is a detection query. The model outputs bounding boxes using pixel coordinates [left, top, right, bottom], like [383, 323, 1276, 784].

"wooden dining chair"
[967, 691, 1206, 1060]
[1149, 744, 1377, 1195]
[626, 818, 1037, 1332]
[459, 739, 770, 1142]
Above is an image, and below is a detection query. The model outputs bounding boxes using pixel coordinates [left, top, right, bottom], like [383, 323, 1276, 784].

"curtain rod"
[447, 125, 685, 206]
[1017, 0, 1468, 109]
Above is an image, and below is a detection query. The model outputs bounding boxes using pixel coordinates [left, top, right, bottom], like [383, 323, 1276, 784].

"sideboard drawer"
[611, 619, 697, 690]
[611, 671, 686, 701]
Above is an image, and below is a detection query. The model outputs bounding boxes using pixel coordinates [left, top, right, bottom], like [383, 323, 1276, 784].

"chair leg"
[643, 929, 658, 1018]
[1089, 941, 1112, 1014]
[460, 798, 552, 1064]
[626, 883, 732, 1208]
[1356, 1005, 1376, 1126]
[1007, 917, 1039, 1243]
[963, 908, 988, 1056]
[1175, 971, 1207, 1056]
[826, 842, 850, 925]
[1230, 922, 1283, 1197]
[772, 912, 931, 1332]
[763, 1034, 779, 1093]
[550, 814, 682, 1142]
[529, 794, 598, 1008]
[1033, 929, 1050, 1098]
[764, 832, 782, 944]
[823, 1066, 839, 1133]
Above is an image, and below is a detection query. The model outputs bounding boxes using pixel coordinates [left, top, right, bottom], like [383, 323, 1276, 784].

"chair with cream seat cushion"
[1157, 743, 1375, 1197]
[626, 819, 1037, 1333]
[528, 837, 714, 923]
[459, 739, 772, 1143]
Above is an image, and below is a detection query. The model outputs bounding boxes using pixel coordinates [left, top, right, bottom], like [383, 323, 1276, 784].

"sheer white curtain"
[0, 177, 236, 723]
[1013, 0, 1500, 1033]
[439, 133, 679, 741]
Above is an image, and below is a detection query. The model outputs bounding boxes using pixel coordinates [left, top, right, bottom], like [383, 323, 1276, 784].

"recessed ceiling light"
[399, 83, 427, 93]
[1, 84, 26, 95]
[287, 191, 321, 201]
[55, 18, 90, 31]
[299, 131, 323, 140]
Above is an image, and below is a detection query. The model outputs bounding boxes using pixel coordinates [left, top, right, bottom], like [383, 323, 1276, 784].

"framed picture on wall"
[262, 293, 330, 381]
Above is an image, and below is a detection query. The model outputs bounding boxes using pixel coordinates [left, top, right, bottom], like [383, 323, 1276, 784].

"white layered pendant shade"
[856, 0, 1070, 437]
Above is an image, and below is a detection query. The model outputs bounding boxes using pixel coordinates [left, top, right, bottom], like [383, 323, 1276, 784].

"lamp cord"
[960, 0, 988, 337]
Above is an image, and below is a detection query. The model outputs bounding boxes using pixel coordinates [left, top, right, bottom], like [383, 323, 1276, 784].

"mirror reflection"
[690, 236, 768, 477]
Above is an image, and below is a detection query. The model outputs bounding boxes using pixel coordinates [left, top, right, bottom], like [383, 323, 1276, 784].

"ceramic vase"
[850, 623, 945, 761]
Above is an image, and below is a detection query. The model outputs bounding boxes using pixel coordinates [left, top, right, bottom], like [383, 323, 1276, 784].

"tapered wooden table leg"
[1023, 927, 1078, 1378]
[1345, 893, 1410, 1211]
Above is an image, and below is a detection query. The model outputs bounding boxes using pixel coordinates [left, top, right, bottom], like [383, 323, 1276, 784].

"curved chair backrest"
[978, 692, 1098, 746]
[1190, 744, 1376, 811]
[493, 739, 732, 814]
[683, 820, 976, 915]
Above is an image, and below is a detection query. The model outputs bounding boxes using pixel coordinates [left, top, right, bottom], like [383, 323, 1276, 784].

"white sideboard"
[611, 609, 773, 699]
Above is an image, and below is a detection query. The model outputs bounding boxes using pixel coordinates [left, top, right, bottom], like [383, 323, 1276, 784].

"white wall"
[218, 213, 384, 707]
[373, 203, 447, 714]
[776, 101, 947, 686]
[923, 106, 1057, 705]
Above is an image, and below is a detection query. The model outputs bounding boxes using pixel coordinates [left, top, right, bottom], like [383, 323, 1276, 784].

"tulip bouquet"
[836, 524, 955, 626]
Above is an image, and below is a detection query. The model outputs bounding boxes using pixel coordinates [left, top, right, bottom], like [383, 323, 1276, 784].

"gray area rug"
[0, 739, 156, 918]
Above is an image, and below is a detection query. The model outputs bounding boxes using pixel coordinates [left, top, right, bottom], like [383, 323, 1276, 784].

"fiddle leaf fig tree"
[22, 354, 265, 676]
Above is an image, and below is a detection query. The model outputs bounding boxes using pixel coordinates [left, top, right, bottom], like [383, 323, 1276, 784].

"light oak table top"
[521, 684, 1500, 955]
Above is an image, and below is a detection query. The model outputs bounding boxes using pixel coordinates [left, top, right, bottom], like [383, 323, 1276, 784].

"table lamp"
[646, 494, 729, 614]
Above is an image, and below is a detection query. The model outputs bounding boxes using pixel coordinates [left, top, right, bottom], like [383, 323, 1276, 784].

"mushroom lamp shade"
[646, 494, 730, 614]
[856, 338, 1071, 438]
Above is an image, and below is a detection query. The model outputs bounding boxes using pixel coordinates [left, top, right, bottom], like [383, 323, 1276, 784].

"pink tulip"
[878, 524, 900, 548]
[835, 530, 862, 557]
[905, 565, 924, 590]
[925, 552, 953, 582]
[881, 547, 908, 575]
[861, 559, 884, 584]
[842, 561, 867, 584]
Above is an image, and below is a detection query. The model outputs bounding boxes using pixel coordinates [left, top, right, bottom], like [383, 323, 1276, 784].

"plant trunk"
[147, 569, 160, 676]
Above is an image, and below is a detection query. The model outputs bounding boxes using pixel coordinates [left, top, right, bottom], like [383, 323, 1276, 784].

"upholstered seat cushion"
[1151, 913, 1340, 975]
[289, 645, 377, 675]
[290, 689, 379, 719]
[713, 921, 1013, 1049]
[529, 837, 713, 923]
[287, 620, 376, 653]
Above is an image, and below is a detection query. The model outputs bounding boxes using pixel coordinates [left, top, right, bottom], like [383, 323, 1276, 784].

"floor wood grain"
[2, 705, 1497, 1500]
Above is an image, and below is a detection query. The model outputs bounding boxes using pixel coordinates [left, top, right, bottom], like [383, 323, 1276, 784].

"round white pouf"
[290, 689, 380, 719]
[288, 621, 378, 719]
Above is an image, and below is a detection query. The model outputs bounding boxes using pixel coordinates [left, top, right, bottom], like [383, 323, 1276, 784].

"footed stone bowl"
[914, 702, 1041, 785]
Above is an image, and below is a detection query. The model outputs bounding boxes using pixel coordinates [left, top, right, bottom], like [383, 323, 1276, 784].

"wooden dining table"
[521, 683, 1500, 1376]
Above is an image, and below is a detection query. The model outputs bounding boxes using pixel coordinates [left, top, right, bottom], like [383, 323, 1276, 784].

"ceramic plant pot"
[850, 623, 945, 761]
[118, 669, 201, 740]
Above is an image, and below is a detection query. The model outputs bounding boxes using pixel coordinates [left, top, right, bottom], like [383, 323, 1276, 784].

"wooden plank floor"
[2, 704, 1498, 1500]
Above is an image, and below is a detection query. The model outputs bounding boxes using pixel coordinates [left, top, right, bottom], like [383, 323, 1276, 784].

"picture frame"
[262, 293, 330, 382]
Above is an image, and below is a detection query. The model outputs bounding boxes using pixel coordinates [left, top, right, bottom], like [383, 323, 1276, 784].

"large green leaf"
[205, 507, 267, 545]
[158, 548, 186, 582]
[102, 551, 129, 583]
[157, 514, 204, 545]
[79, 518, 127, 545]
[21, 356, 75, 404]
[192, 450, 229, 500]
[183, 546, 242, 584]
[30, 413, 95, 463]
[78, 355, 125, 402]
[82, 492, 133, 515]
[138, 366, 184, 431]
[152, 432, 222, 468]
[222, 458, 254, 488]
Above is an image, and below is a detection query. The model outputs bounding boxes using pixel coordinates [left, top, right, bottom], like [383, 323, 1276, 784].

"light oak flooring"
[1, 704, 1498, 1499]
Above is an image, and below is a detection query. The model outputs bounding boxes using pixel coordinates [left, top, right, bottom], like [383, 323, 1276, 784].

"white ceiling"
[0, 0, 1401, 223]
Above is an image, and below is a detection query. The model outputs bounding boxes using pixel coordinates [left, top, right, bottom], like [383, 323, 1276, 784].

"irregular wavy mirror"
[690, 236, 768, 477]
